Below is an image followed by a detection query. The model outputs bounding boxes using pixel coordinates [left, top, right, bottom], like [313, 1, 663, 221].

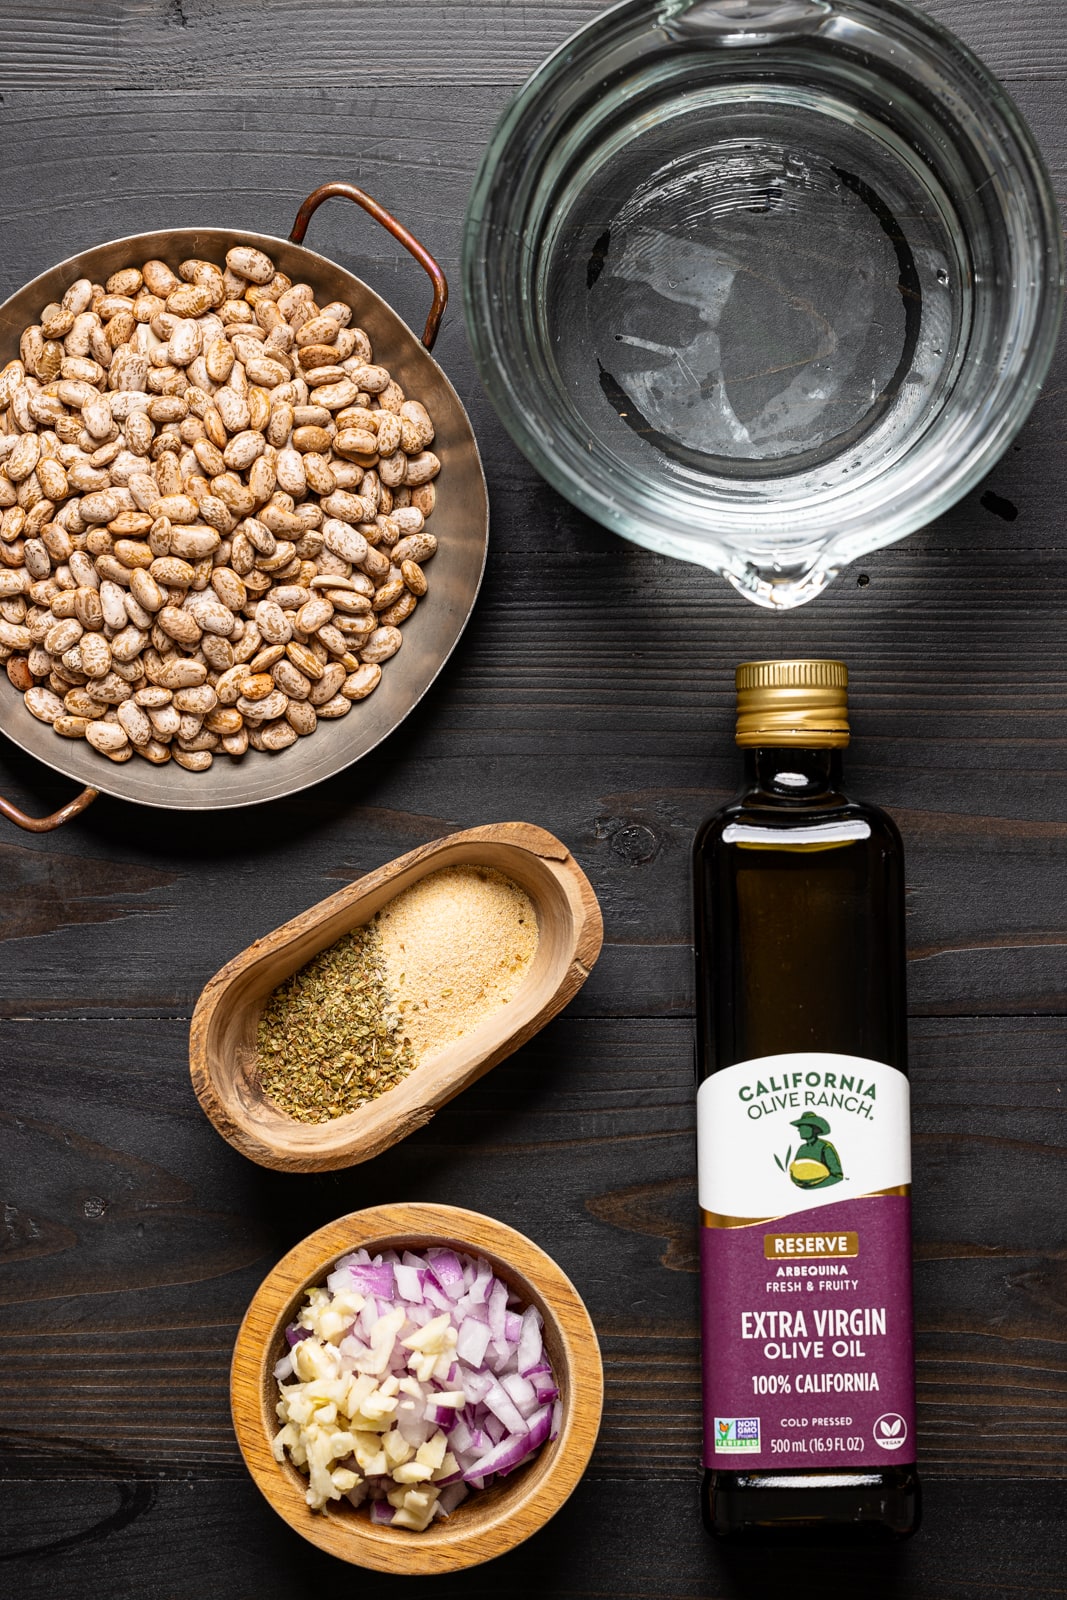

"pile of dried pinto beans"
[0, 244, 440, 771]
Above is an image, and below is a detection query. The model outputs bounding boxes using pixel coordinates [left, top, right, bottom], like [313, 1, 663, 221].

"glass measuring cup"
[464, 0, 1064, 607]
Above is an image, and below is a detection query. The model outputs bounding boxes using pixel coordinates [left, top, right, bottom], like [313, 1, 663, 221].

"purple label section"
[702, 1194, 915, 1470]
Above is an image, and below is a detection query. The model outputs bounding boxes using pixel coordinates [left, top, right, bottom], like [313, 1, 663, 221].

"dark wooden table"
[1, 2, 1064, 1594]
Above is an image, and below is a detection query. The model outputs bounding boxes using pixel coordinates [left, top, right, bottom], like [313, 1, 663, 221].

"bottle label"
[698, 1052, 915, 1470]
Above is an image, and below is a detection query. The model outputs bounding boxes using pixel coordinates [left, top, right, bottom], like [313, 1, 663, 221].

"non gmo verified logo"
[713, 1417, 761, 1453]
[873, 1413, 908, 1450]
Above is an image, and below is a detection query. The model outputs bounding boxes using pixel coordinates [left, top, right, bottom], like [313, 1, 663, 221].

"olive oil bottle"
[693, 660, 920, 1540]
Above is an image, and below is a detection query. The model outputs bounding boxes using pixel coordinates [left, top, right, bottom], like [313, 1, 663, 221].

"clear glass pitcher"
[464, 0, 1064, 608]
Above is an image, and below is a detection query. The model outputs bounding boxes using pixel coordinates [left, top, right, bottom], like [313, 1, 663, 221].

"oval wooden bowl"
[231, 1203, 604, 1574]
[190, 821, 603, 1171]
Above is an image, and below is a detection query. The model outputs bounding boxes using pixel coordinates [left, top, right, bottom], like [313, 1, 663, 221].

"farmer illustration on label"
[784, 1113, 844, 1189]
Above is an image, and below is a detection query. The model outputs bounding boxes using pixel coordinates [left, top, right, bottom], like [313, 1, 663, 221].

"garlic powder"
[375, 866, 538, 1061]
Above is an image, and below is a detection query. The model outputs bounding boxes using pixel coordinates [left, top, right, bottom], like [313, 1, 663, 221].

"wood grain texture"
[191, 823, 604, 1169]
[1, 1015, 1063, 1484]
[230, 1203, 603, 1571]
[1, 1476, 1062, 1598]
[0, 78, 1062, 292]
[0, 82, 1062, 575]
[0, 0, 1063, 86]
[0, 0, 1065, 1591]
[3, 598, 1067, 1022]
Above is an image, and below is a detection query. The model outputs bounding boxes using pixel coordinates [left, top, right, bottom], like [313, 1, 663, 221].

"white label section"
[698, 1052, 910, 1219]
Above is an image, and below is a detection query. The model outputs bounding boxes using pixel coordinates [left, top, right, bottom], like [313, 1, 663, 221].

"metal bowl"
[0, 184, 488, 827]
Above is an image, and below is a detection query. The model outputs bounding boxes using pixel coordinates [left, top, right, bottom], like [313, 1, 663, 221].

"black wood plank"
[0, 81, 1063, 570]
[0, 0, 1063, 86]
[3, 531, 1067, 1020]
[0, 0, 1064, 1591]
[1, 1475, 1064, 1598]
[1, 1016, 1063, 1481]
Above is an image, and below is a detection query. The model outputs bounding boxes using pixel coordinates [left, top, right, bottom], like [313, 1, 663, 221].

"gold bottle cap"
[735, 659, 850, 748]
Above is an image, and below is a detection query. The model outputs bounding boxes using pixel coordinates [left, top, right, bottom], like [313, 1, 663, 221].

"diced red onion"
[488, 1279, 508, 1341]
[485, 1382, 529, 1436]
[350, 1262, 396, 1298]
[532, 1372, 559, 1403]
[503, 1403, 553, 1473]
[276, 1243, 561, 1529]
[428, 1248, 465, 1300]
[394, 1264, 422, 1302]
[489, 1336, 513, 1368]
[473, 1260, 495, 1299]
[483, 1413, 506, 1445]
[462, 1404, 552, 1483]
[423, 1280, 451, 1313]
[501, 1372, 538, 1415]
[517, 1307, 544, 1375]
[436, 1481, 469, 1517]
[449, 1416, 474, 1454]
[397, 1406, 434, 1448]
[453, 1291, 489, 1323]
[456, 1317, 491, 1367]
[462, 1368, 493, 1404]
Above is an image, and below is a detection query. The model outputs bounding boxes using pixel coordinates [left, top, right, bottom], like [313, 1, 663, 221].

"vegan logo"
[713, 1417, 760, 1453]
[873, 1413, 908, 1450]
[774, 1112, 844, 1190]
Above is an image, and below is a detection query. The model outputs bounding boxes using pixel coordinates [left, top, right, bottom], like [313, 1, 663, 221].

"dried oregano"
[256, 924, 416, 1123]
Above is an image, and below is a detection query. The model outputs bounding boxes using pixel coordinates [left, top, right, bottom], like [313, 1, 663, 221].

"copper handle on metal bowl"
[0, 785, 98, 832]
[290, 182, 448, 351]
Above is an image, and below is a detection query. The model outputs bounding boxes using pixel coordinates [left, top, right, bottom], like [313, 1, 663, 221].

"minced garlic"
[273, 1289, 461, 1527]
[375, 866, 538, 1061]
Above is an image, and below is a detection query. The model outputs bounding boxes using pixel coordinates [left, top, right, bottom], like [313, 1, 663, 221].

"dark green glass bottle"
[693, 660, 920, 1541]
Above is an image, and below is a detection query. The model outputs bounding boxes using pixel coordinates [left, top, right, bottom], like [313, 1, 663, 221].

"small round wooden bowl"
[231, 1203, 604, 1574]
[190, 821, 603, 1171]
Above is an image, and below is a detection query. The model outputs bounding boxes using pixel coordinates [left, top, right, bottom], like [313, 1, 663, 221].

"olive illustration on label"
[774, 1113, 844, 1189]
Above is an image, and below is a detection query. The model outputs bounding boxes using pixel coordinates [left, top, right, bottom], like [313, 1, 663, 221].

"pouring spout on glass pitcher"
[721, 543, 842, 609]
[665, 525, 862, 610]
